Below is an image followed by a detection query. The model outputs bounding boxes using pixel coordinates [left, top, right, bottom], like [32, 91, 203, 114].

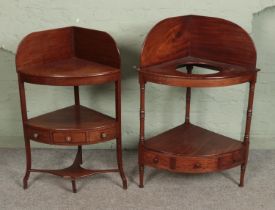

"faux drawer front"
[88, 127, 117, 143]
[143, 151, 171, 170]
[53, 132, 86, 144]
[143, 149, 218, 173]
[218, 150, 244, 170]
[175, 157, 217, 173]
[27, 127, 50, 143]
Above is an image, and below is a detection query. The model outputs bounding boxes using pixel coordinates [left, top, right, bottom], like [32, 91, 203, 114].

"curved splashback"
[140, 15, 256, 69]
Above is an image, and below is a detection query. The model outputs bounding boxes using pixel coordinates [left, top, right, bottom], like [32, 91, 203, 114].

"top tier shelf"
[16, 26, 121, 86]
[139, 56, 259, 87]
[139, 15, 259, 87]
[18, 57, 120, 86]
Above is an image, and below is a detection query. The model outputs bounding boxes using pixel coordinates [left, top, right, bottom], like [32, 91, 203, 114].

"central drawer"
[143, 149, 218, 173]
[52, 131, 87, 144]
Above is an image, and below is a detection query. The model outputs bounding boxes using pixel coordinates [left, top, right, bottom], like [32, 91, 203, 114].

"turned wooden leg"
[239, 164, 246, 187]
[78, 145, 83, 165]
[138, 147, 144, 188]
[116, 137, 127, 189]
[139, 169, 144, 188]
[23, 137, 31, 189]
[239, 81, 255, 187]
[139, 82, 145, 188]
[71, 179, 77, 193]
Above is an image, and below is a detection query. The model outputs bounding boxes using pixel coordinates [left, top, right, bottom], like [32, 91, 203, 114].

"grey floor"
[0, 149, 275, 210]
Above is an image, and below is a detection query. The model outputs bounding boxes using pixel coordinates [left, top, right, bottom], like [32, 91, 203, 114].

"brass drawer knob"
[101, 133, 107, 138]
[153, 157, 159, 164]
[66, 136, 72, 142]
[194, 162, 201, 169]
[33, 133, 39, 139]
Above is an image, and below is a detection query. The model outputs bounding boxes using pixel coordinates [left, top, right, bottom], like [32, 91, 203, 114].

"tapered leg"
[23, 137, 31, 189]
[239, 81, 255, 187]
[18, 78, 31, 190]
[239, 164, 246, 187]
[116, 137, 127, 189]
[139, 82, 145, 188]
[115, 80, 127, 189]
[138, 146, 144, 188]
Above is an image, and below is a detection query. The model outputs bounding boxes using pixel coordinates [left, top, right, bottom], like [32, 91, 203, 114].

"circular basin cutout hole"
[176, 64, 220, 75]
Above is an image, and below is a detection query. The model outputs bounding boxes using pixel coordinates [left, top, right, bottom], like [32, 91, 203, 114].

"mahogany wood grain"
[138, 15, 259, 187]
[52, 131, 86, 144]
[145, 124, 243, 156]
[88, 126, 117, 144]
[139, 56, 258, 87]
[18, 57, 120, 86]
[143, 148, 243, 173]
[74, 27, 120, 68]
[26, 105, 116, 130]
[141, 15, 256, 69]
[26, 127, 50, 144]
[25, 106, 120, 146]
[16, 27, 127, 192]
[16, 27, 74, 69]
[16, 27, 120, 86]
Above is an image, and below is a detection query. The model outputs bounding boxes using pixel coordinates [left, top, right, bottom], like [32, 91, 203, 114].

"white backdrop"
[0, 0, 274, 149]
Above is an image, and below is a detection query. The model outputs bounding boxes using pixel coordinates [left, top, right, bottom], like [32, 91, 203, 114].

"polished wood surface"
[139, 15, 258, 87]
[141, 15, 256, 69]
[143, 124, 244, 173]
[140, 56, 258, 87]
[143, 148, 243, 173]
[144, 123, 242, 156]
[16, 27, 127, 192]
[138, 15, 258, 187]
[25, 105, 117, 145]
[16, 27, 120, 86]
[74, 27, 120, 68]
[26, 105, 116, 130]
[19, 57, 120, 85]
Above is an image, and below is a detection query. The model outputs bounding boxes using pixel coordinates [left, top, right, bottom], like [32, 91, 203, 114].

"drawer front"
[218, 150, 244, 170]
[143, 149, 218, 173]
[143, 150, 171, 170]
[27, 127, 50, 143]
[143, 149, 244, 173]
[88, 127, 117, 143]
[176, 157, 217, 173]
[53, 132, 86, 144]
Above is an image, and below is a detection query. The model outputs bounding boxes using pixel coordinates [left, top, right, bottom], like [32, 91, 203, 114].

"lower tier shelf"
[142, 123, 245, 173]
[24, 146, 127, 193]
[25, 105, 118, 145]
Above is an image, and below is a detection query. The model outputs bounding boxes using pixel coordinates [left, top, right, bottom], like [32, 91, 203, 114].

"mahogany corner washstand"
[138, 15, 259, 187]
[16, 26, 127, 192]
